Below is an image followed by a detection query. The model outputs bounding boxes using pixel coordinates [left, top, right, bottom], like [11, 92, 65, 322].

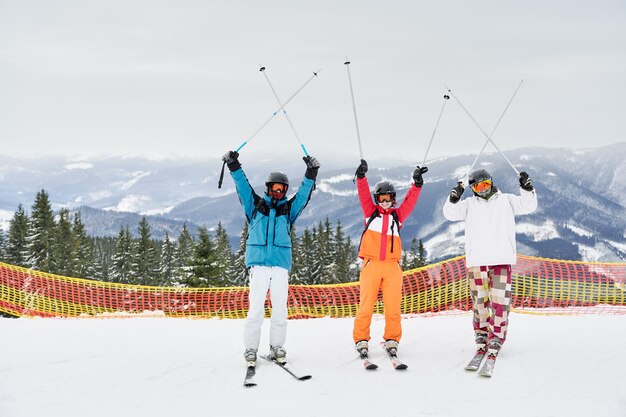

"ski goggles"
[376, 194, 393, 203]
[471, 179, 492, 193]
[269, 184, 286, 195]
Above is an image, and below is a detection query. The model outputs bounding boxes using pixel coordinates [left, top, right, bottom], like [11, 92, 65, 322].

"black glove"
[222, 150, 241, 172]
[413, 166, 428, 187]
[519, 171, 534, 191]
[355, 159, 368, 179]
[304, 155, 320, 180]
[449, 182, 464, 203]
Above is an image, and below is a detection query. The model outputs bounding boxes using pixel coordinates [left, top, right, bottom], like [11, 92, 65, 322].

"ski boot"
[487, 337, 503, 359]
[244, 348, 257, 367]
[475, 331, 488, 354]
[269, 345, 287, 365]
[382, 339, 400, 358]
[355, 340, 369, 358]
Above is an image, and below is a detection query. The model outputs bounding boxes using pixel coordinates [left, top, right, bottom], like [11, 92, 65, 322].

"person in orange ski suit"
[352, 159, 428, 356]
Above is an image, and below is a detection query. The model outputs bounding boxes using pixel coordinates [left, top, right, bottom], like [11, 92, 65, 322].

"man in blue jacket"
[222, 150, 320, 366]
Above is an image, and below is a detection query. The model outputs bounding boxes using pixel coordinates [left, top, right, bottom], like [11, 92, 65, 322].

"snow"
[142, 205, 176, 216]
[452, 164, 471, 180]
[609, 239, 626, 254]
[0, 209, 14, 231]
[1, 313, 624, 417]
[575, 243, 605, 262]
[64, 162, 94, 170]
[516, 221, 559, 241]
[117, 171, 153, 191]
[88, 190, 113, 201]
[565, 223, 594, 238]
[105, 194, 151, 213]
[424, 223, 465, 258]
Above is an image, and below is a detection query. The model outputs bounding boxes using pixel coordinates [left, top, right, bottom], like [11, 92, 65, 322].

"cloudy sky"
[0, 0, 624, 162]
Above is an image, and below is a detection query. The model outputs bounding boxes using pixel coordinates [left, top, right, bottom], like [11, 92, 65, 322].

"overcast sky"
[0, 0, 624, 163]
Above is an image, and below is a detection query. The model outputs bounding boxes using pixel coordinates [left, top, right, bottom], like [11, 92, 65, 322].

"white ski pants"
[243, 266, 289, 350]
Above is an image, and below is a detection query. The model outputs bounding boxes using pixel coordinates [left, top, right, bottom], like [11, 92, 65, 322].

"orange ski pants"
[353, 259, 403, 343]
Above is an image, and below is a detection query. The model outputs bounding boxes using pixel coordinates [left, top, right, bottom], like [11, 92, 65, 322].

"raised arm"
[223, 150, 257, 220]
[395, 166, 427, 222]
[289, 156, 320, 223]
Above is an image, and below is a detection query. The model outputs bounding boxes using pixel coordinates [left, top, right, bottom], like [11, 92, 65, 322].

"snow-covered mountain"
[1, 144, 625, 261]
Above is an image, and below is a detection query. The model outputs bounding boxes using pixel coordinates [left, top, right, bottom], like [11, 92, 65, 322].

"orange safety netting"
[0, 255, 625, 319]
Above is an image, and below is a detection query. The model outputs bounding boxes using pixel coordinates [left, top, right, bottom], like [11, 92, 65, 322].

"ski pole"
[344, 60, 364, 160]
[218, 69, 320, 189]
[461, 80, 524, 183]
[259, 66, 309, 156]
[235, 68, 321, 153]
[421, 94, 450, 168]
[445, 80, 523, 180]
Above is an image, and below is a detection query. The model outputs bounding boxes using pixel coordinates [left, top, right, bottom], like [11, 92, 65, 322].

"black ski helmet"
[265, 171, 289, 194]
[373, 181, 396, 203]
[468, 169, 493, 196]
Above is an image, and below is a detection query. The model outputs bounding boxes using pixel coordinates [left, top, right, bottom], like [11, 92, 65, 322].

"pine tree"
[290, 227, 306, 284]
[51, 208, 75, 276]
[73, 212, 95, 279]
[0, 230, 6, 262]
[417, 238, 427, 267]
[132, 217, 159, 285]
[187, 226, 220, 287]
[92, 236, 116, 281]
[5, 205, 30, 267]
[213, 222, 232, 282]
[159, 233, 176, 286]
[332, 220, 357, 283]
[309, 220, 333, 284]
[403, 238, 428, 270]
[111, 226, 133, 283]
[174, 224, 194, 285]
[27, 189, 56, 271]
[230, 222, 248, 286]
[298, 228, 316, 284]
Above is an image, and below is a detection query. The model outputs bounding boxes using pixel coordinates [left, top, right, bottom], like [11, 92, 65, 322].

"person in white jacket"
[442, 168, 537, 358]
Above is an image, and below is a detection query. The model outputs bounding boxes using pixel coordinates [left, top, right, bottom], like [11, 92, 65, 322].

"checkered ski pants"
[468, 265, 512, 343]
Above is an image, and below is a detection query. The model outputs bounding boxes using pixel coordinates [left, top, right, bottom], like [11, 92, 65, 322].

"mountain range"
[1, 143, 624, 262]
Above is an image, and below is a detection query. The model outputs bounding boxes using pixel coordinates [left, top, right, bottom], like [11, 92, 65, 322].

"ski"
[478, 354, 497, 377]
[358, 349, 378, 370]
[243, 364, 257, 388]
[380, 341, 408, 370]
[464, 349, 487, 371]
[260, 355, 312, 381]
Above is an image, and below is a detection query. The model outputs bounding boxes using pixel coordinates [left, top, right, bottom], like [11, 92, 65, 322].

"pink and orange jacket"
[356, 177, 422, 262]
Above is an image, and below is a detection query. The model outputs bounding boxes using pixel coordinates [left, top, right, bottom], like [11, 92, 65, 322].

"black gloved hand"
[355, 159, 368, 179]
[519, 171, 534, 191]
[449, 182, 464, 203]
[304, 155, 320, 180]
[413, 166, 428, 187]
[222, 150, 241, 172]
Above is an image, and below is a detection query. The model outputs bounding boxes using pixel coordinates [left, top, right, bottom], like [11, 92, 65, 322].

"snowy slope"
[0, 314, 624, 417]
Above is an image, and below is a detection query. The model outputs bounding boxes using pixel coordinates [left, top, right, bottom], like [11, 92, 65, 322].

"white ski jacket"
[442, 188, 537, 267]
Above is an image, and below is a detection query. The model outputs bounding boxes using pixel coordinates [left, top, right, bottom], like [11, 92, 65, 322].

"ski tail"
[358, 346, 378, 370]
[260, 355, 312, 381]
[380, 341, 408, 370]
[243, 365, 257, 387]
[465, 349, 487, 371]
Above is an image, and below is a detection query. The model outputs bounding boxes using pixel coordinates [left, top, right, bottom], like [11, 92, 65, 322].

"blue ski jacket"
[231, 167, 315, 271]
